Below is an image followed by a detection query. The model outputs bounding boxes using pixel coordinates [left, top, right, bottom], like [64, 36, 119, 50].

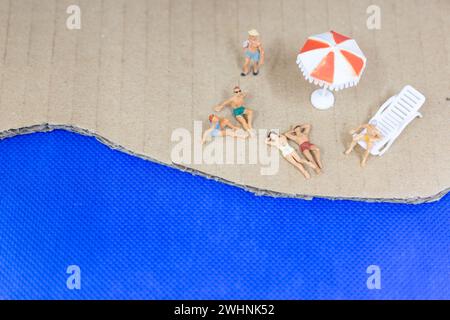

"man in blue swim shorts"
[241, 29, 265, 76]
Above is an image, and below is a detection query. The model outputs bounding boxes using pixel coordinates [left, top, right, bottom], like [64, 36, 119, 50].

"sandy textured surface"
[0, 0, 448, 202]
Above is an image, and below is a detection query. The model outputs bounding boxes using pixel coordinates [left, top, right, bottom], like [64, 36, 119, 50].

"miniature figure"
[201, 114, 247, 145]
[265, 131, 317, 179]
[344, 123, 382, 167]
[284, 124, 323, 174]
[356, 85, 425, 156]
[214, 86, 254, 136]
[241, 29, 265, 76]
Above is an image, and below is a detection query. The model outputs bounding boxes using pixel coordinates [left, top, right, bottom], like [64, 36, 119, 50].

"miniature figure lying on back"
[266, 131, 317, 180]
[284, 124, 323, 174]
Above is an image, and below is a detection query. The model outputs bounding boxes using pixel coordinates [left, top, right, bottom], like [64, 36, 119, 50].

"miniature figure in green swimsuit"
[215, 86, 254, 136]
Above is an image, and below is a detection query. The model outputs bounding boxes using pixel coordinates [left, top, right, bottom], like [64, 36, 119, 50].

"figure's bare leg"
[291, 152, 317, 171]
[344, 135, 363, 155]
[344, 141, 358, 155]
[236, 116, 250, 131]
[223, 119, 240, 131]
[302, 150, 321, 174]
[242, 58, 251, 76]
[310, 146, 323, 170]
[223, 130, 248, 140]
[236, 115, 254, 137]
[285, 155, 311, 180]
[361, 142, 372, 167]
[244, 109, 254, 130]
[253, 61, 260, 74]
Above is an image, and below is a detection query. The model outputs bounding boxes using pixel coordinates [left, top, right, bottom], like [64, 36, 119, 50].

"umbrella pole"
[311, 85, 335, 110]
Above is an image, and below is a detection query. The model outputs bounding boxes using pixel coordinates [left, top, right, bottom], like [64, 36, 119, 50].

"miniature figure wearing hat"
[201, 114, 247, 145]
[344, 122, 382, 167]
[215, 86, 254, 136]
[265, 131, 317, 180]
[284, 124, 323, 174]
[241, 29, 265, 76]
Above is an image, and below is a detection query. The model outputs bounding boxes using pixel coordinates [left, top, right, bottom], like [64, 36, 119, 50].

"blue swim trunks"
[245, 50, 260, 62]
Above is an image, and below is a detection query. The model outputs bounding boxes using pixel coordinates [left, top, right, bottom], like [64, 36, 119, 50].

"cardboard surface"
[0, 0, 448, 202]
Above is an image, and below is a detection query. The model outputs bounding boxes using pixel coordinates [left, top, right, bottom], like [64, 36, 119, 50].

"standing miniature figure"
[201, 114, 247, 145]
[284, 124, 323, 174]
[344, 123, 382, 167]
[265, 131, 317, 180]
[241, 29, 265, 76]
[215, 86, 254, 136]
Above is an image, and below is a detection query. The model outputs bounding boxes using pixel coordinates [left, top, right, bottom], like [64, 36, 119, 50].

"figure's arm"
[284, 131, 296, 141]
[349, 124, 365, 135]
[214, 98, 231, 112]
[259, 44, 265, 65]
[285, 126, 296, 134]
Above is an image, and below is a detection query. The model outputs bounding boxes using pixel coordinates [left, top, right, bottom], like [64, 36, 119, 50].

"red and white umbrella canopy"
[296, 31, 367, 91]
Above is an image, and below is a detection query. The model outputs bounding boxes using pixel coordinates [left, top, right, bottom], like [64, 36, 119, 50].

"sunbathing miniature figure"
[265, 131, 317, 180]
[241, 29, 265, 76]
[284, 124, 323, 174]
[215, 86, 254, 136]
[201, 114, 247, 145]
[344, 123, 383, 167]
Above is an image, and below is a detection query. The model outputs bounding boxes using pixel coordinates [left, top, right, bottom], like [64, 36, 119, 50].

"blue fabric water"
[0, 130, 448, 300]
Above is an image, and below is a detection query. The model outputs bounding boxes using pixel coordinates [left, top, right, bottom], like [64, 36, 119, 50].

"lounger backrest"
[358, 85, 426, 156]
[373, 85, 425, 139]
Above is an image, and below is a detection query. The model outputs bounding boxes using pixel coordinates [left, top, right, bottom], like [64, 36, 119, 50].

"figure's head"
[293, 125, 302, 135]
[233, 86, 242, 95]
[267, 131, 280, 142]
[209, 114, 218, 123]
[248, 29, 260, 41]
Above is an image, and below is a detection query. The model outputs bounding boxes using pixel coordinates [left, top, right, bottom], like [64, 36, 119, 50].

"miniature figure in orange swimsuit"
[284, 124, 322, 174]
[344, 123, 382, 167]
[201, 114, 247, 145]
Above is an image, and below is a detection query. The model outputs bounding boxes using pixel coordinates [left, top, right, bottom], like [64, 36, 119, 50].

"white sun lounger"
[358, 85, 426, 156]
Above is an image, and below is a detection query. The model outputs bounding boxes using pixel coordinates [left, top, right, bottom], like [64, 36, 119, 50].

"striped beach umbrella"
[296, 31, 367, 110]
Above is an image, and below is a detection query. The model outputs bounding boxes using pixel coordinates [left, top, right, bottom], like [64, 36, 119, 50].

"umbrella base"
[311, 88, 335, 110]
